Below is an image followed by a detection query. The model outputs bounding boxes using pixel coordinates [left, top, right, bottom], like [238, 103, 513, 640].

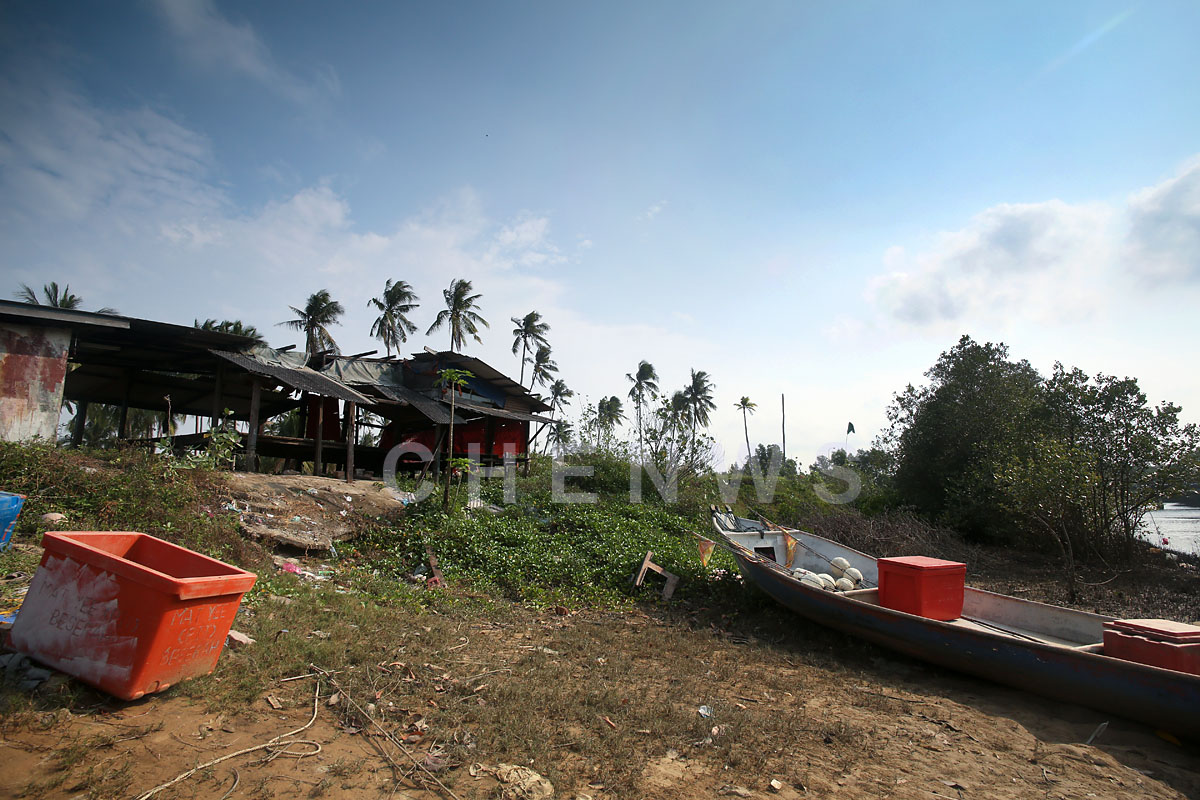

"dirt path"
[3, 602, 1197, 800]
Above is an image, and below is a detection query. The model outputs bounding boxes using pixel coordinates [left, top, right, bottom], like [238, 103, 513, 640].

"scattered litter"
[309, 630, 331, 640]
[769, 779, 785, 793]
[536, 646, 561, 656]
[265, 695, 283, 710]
[226, 630, 256, 649]
[40, 512, 66, 525]
[1085, 721, 1108, 746]
[495, 763, 554, 800]
[718, 786, 752, 797]
[600, 715, 617, 729]
[280, 563, 302, 575]
[307, 488, 320, 496]
[698, 705, 714, 718]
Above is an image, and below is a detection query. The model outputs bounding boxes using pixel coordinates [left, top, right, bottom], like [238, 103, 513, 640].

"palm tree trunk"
[636, 402, 643, 463]
[519, 341, 527, 386]
[742, 410, 751, 467]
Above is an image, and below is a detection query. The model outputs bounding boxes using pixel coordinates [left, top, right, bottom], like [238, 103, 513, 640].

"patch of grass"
[0, 441, 269, 572]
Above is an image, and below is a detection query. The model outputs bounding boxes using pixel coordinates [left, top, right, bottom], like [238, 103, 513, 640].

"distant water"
[1140, 503, 1200, 556]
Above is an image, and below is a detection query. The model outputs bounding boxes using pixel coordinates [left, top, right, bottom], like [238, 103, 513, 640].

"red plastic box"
[1103, 619, 1200, 675]
[11, 531, 257, 700]
[877, 556, 966, 621]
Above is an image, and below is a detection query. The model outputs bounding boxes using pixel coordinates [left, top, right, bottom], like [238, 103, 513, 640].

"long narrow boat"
[709, 509, 1200, 736]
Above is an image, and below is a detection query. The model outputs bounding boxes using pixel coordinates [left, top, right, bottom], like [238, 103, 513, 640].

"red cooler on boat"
[1103, 619, 1200, 675]
[877, 556, 966, 621]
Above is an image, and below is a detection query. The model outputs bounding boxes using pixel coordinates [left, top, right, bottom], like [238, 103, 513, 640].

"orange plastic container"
[877, 556, 966, 621]
[1103, 619, 1200, 675]
[11, 531, 256, 700]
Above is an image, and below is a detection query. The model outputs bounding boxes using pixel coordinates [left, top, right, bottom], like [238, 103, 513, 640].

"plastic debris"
[698, 705, 714, 718]
[496, 764, 554, 800]
[226, 630, 256, 649]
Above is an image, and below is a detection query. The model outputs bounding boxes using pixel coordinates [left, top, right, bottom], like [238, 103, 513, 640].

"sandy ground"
[3, 601, 1199, 800]
[3, 472, 1199, 799]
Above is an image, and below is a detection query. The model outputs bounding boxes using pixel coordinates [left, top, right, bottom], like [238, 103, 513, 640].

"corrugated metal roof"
[406, 351, 553, 412]
[371, 383, 462, 424]
[452, 398, 553, 424]
[212, 350, 371, 404]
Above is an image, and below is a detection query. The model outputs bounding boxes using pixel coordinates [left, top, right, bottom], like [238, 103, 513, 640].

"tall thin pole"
[781, 393, 786, 463]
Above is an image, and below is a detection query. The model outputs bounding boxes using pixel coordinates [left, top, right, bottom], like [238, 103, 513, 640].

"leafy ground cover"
[2, 443, 1199, 799]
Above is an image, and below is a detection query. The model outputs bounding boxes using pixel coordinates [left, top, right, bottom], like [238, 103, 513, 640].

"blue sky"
[3, 1, 1199, 466]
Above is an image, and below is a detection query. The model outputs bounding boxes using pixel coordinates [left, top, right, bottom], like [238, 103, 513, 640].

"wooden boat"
[709, 509, 1200, 736]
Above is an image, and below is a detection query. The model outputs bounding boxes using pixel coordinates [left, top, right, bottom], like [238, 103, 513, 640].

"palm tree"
[596, 396, 625, 447]
[528, 345, 558, 389]
[548, 379, 574, 416]
[735, 396, 757, 464]
[195, 318, 266, 343]
[279, 290, 345, 355]
[683, 369, 716, 444]
[669, 391, 692, 436]
[426, 278, 488, 352]
[510, 311, 550, 386]
[543, 379, 575, 454]
[547, 419, 573, 456]
[368, 279, 420, 357]
[16, 281, 117, 314]
[626, 360, 659, 461]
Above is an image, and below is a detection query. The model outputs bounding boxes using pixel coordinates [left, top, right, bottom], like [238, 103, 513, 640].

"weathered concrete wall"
[0, 323, 71, 442]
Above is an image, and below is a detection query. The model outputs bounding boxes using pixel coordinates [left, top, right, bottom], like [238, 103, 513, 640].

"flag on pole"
[698, 538, 716, 567]
[846, 421, 855, 435]
[783, 532, 798, 567]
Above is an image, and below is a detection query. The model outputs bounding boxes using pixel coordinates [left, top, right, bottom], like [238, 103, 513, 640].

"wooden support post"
[246, 377, 261, 472]
[71, 401, 89, 448]
[431, 423, 445, 478]
[118, 373, 131, 440]
[211, 365, 225, 427]
[345, 401, 356, 483]
[314, 398, 324, 477]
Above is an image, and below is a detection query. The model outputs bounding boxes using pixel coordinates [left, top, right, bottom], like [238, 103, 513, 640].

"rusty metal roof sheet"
[451, 398, 553, 424]
[371, 383, 461, 424]
[405, 351, 552, 412]
[211, 350, 371, 404]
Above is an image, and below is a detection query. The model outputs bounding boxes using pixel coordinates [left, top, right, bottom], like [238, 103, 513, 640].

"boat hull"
[732, 548, 1200, 737]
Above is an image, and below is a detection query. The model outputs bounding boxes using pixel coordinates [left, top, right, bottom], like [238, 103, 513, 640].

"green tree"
[427, 278, 488, 352]
[547, 419, 573, 456]
[527, 345, 558, 390]
[16, 281, 117, 314]
[596, 396, 625, 447]
[884, 335, 1042, 539]
[195, 318, 266, 343]
[438, 368, 474, 510]
[683, 369, 717, 453]
[543, 379, 575, 454]
[626, 360, 659, 462]
[368, 279, 420, 357]
[510, 311, 550, 386]
[1041, 365, 1200, 557]
[734, 396, 757, 464]
[280, 289, 344, 355]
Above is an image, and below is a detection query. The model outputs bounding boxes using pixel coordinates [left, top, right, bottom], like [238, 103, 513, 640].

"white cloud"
[867, 159, 1200, 331]
[1125, 157, 1200, 282]
[151, 0, 338, 106]
[639, 200, 668, 221]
